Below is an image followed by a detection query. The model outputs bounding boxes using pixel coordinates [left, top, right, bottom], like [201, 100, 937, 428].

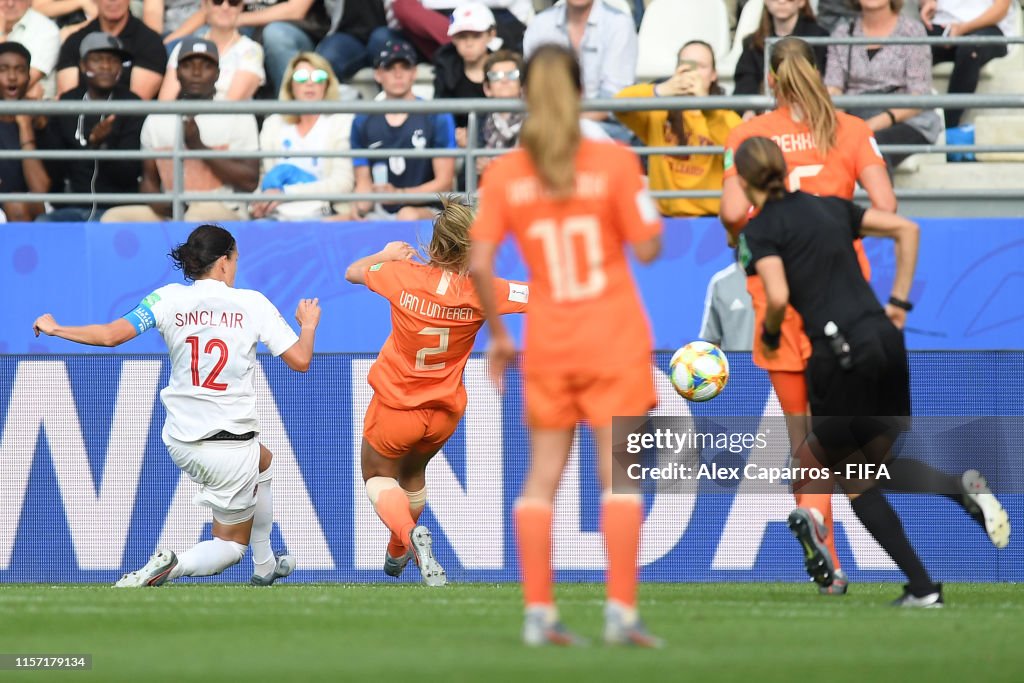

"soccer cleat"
[383, 549, 413, 578]
[891, 583, 944, 608]
[603, 603, 663, 648]
[114, 549, 177, 588]
[788, 507, 835, 588]
[523, 607, 588, 647]
[960, 470, 1010, 549]
[408, 525, 447, 587]
[819, 568, 850, 596]
[250, 553, 295, 586]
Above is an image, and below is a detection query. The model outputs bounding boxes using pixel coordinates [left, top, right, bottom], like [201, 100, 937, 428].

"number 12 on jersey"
[185, 335, 229, 390]
[527, 216, 607, 302]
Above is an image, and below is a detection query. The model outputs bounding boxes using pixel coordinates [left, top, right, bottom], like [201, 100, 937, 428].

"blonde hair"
[770, 37, 837, 154]
[426, 195, 473, 275]
[735, 136, 789, 202]
[279, 52, 340, 124]
[520, 44, 581, 197]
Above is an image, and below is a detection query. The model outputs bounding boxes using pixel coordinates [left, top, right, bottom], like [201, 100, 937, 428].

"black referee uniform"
[739, 191, 909, 418]
[740, 190, 942, 605]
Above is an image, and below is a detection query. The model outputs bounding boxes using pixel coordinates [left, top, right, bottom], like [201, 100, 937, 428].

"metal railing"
[1, 50, 1023, 218]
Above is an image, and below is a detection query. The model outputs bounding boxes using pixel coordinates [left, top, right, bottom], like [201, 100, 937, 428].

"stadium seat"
[636, 0, 731, 81]
[720, 0, 764, 80]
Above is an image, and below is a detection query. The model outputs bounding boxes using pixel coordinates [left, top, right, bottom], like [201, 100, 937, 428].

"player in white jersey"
[33, 224, 322, 587]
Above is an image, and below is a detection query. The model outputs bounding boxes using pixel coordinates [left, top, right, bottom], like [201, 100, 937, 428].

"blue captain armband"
[122, 303, 156, 335]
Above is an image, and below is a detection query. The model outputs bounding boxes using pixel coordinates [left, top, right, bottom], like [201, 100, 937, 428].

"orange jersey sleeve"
[474, 141, 660, 374]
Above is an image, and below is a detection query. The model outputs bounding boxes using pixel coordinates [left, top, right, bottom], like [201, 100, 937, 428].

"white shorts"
[163, 427, 260, 523]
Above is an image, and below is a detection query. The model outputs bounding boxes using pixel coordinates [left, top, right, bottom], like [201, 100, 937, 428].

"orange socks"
[515, 499, 554, 607]
[387, 486, 426, 558]
[795, 492, 840, 570]
[367, 478, 416, 550]
[601, 493, 643, 607]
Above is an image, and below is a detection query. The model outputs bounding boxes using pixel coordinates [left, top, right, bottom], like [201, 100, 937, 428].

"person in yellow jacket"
[616, 40, 740, 217]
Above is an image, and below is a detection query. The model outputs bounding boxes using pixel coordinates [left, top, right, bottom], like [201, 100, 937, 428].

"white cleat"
[523, 607, 588, 647]
[114, 549, 177, 588]
[250, 553, 295, 586]
[891, 583, 945, 608]
[603, 602, 663, 648]
[961, 470, 1010, 549]
[408, 525, 446, 587]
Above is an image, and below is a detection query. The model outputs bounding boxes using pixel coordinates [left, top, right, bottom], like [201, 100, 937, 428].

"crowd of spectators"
[0, 0, 1018, 222]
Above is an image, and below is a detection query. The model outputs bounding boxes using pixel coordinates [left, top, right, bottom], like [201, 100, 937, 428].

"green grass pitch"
[1, 583, 1022, 682]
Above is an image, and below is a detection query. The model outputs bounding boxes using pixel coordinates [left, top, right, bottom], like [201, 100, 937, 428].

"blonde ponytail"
[520, 45, 582, 197]
[770, 37, 837, 155]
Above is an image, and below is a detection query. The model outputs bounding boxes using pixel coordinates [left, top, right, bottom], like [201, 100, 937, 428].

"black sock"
[851, 487, 935, 596]
[883, 459, 962, 504]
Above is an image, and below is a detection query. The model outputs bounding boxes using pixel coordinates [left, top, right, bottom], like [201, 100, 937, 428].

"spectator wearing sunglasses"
[476, 49, 522, 178]
[157, 0, 264, 100]
[351, 39, 455, 220]
[433, 3, 498, 149]
[253, 52, 355, 220]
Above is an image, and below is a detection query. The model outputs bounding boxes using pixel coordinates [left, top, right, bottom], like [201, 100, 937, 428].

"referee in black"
[734, 135, 942, 607]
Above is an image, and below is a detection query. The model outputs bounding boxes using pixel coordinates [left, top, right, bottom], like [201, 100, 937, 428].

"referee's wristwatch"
[888, 296, 914, 312]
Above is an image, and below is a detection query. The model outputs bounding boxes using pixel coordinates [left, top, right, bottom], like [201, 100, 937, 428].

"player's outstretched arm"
[344, 241, 417, 286]
[280, 298, 320, 373]
[32, 315, 138, 347]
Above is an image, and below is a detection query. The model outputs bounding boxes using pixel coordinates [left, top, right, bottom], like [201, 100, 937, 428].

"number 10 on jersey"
[527, 216, 607, 302]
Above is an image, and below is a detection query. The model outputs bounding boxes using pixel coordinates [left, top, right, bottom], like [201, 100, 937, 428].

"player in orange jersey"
[345, 196, 529, 587]
[720, 37, 897, 595]
[470, 45, 663, 647]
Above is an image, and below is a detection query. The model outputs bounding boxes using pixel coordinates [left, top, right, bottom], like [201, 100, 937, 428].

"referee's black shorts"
[806, 313, 910, 465]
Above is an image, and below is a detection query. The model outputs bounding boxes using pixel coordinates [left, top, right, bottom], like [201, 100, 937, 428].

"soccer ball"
[669, 341, 729, 402]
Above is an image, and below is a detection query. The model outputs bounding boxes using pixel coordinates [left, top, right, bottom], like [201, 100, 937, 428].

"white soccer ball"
[669, 341, 730, 402]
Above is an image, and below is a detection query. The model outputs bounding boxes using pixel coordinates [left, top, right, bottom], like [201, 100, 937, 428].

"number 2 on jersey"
[416, 327, 449, 371]
[185, 336, 229, 390]
[527, 216, 607, 302]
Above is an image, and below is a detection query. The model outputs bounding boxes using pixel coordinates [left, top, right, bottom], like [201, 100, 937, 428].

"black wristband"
[888, 296, 913, 312]
[761, 323, 781, 349]
[885, 109, 897, 126]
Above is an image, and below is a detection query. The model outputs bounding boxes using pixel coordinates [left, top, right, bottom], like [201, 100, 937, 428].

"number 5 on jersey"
[527, 215, 607, 302]
[185, 335, 229, 390]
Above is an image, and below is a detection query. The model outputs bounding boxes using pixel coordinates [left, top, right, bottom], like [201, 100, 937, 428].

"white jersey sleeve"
[253, 292, 299, 356]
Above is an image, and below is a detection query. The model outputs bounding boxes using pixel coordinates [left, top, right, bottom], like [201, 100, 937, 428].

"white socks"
[169, 538, 247, 579]
[250, 473, 275, 577]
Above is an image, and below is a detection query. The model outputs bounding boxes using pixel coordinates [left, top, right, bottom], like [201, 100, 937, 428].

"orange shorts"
[747, 275, 811, 372]
[524, 361, 656, 430]
[362, 395, 462, 459]
[768, 369, 809, 415]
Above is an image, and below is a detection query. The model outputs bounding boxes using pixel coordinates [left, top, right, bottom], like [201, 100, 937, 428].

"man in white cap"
[433, 2, 498, 148]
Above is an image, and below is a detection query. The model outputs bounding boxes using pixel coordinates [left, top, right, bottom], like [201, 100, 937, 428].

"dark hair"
[735, 136, 788, 202]
[483, 49, 524, 77]
[667, 40, 724, 143]
[169, 224, 236, 281]
[752, 1, 818, 52]
[521, 44, 582, 196]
